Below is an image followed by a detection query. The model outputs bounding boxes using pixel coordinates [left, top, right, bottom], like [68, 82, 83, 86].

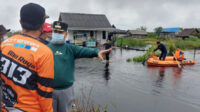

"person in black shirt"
[103, 40, 112, 63]
[154, 41, 167, 60]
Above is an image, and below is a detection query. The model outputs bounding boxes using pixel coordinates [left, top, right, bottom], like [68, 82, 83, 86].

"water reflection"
[173, 68, 183, 86]
[104, 63, 111, 81]
[120, 47, 123, 56]
[155, 67, 165, 88]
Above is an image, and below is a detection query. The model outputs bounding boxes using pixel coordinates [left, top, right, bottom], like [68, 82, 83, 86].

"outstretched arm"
[98, 48, 112, 60]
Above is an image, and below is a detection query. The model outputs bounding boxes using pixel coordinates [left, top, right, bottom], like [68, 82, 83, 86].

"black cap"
[53, 21, 68, 32]
[0, 25, 10, 35]
[20, 3, 48, 26]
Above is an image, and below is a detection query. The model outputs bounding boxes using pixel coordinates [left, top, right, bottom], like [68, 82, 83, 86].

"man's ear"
[64, 31, 68, 37]
[40, 23, 45, 32]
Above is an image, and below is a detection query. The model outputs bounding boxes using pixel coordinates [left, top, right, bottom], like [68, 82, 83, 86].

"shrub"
[126, 58, 132, 62]
[186, 36, 198, 41]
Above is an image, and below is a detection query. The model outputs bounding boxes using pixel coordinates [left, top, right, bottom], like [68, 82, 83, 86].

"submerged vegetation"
[133, 46, 157, 63]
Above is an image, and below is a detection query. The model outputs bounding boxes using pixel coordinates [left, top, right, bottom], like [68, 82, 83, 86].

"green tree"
[154, 26, 163, 35]
[137, 26, 147, 31]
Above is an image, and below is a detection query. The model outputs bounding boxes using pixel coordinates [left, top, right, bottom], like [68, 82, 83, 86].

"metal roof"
[162, 27, 182, 33]
[59, 12, 112, 30]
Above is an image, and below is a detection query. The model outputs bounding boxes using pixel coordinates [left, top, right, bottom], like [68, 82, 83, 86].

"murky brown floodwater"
[74, 48, 200, 112]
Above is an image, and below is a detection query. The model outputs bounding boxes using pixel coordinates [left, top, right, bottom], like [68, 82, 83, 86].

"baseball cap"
[52, 21, 68, 32]
[43, 23, 52, 32]
[20, 3, 48, 26]
[0, 25, 10, 35]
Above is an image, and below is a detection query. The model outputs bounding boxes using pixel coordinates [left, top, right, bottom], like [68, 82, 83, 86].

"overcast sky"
[1, 0, 200, 31]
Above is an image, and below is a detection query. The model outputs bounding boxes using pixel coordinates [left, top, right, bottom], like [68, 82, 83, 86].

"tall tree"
[137, 26, 147, 31]
[154, 26, 163, 35]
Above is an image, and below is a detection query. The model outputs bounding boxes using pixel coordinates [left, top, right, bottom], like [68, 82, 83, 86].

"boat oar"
[173, 53, 181, 68]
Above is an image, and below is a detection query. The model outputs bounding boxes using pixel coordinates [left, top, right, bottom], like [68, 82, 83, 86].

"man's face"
[43, 31, 52, 40]
[54, 30, 67, 38]
[52, 30, 68, 44]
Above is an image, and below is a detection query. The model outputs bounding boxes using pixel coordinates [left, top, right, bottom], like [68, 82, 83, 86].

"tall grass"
[116, 37, 146, 47]
[116, 36, 200, 49]
[174, 39, 200, 49]
[73, 87, 116, 112]
[167, 39, 176, 56]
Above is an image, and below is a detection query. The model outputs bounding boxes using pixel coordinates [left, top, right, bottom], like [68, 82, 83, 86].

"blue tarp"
[162, 27, 181, 33]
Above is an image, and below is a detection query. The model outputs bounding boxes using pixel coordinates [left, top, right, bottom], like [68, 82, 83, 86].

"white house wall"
[67, 31, 74, 43]
[67, 30, 108, 45]
[96, 31, 102, 44]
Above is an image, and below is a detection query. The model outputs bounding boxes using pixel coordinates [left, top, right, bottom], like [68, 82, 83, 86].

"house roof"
[109, 29, 127, 34]
[59, 12, 112, 30]
[162, 27, 182, 33]
[128, 30, 147, 35]
[177, 28, 199, 37]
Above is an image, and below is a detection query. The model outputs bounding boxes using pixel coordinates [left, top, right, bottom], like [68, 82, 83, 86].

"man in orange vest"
[1, 3, 54, 112]
[174, 48, 184, 61]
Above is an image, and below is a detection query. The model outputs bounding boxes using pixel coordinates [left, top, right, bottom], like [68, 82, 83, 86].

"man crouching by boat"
[174, 47, 185, 61]
[153, 41, 167, 61]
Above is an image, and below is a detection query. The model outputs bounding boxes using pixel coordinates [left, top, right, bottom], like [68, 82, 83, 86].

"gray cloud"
[1, 0, 200, 31]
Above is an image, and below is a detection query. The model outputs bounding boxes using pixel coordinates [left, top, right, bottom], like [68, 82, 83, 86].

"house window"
[102, 31, 106, 39]
[90, 31, 94, 37]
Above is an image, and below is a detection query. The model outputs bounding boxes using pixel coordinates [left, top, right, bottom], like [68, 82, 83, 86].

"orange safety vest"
[1, 35, 54, 112]
[174, 49, 184, 60]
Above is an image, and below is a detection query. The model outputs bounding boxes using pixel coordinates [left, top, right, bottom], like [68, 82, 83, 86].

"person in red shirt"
[39, 23, 52, 45]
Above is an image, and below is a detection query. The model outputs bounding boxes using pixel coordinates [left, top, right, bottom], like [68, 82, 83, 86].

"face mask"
[45, 38, 51, 42]
[2, 35, 8, 41]
[51, 33, 65, 43]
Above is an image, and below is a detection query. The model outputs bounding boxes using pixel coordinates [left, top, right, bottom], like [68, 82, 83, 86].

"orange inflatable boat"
[147, 56, 196, 67]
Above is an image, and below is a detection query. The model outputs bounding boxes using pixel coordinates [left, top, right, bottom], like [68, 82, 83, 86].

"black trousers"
[159, 52, 167, 60]
[105, 53, 110, 60]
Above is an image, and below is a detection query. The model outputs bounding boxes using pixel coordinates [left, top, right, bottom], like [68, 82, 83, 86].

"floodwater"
[74, 48, 200, 112]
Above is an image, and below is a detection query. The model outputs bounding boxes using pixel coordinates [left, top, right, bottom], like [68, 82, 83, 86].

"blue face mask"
[45, 38, 51, 42]
[51, 33, 65, 43]
[2, 35, 8, 41]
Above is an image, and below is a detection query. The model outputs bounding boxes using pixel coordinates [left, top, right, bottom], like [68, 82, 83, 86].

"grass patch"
[73, 87, 117, 112]
[133, 56, 145, 62]
[126, 58, 132, 62]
